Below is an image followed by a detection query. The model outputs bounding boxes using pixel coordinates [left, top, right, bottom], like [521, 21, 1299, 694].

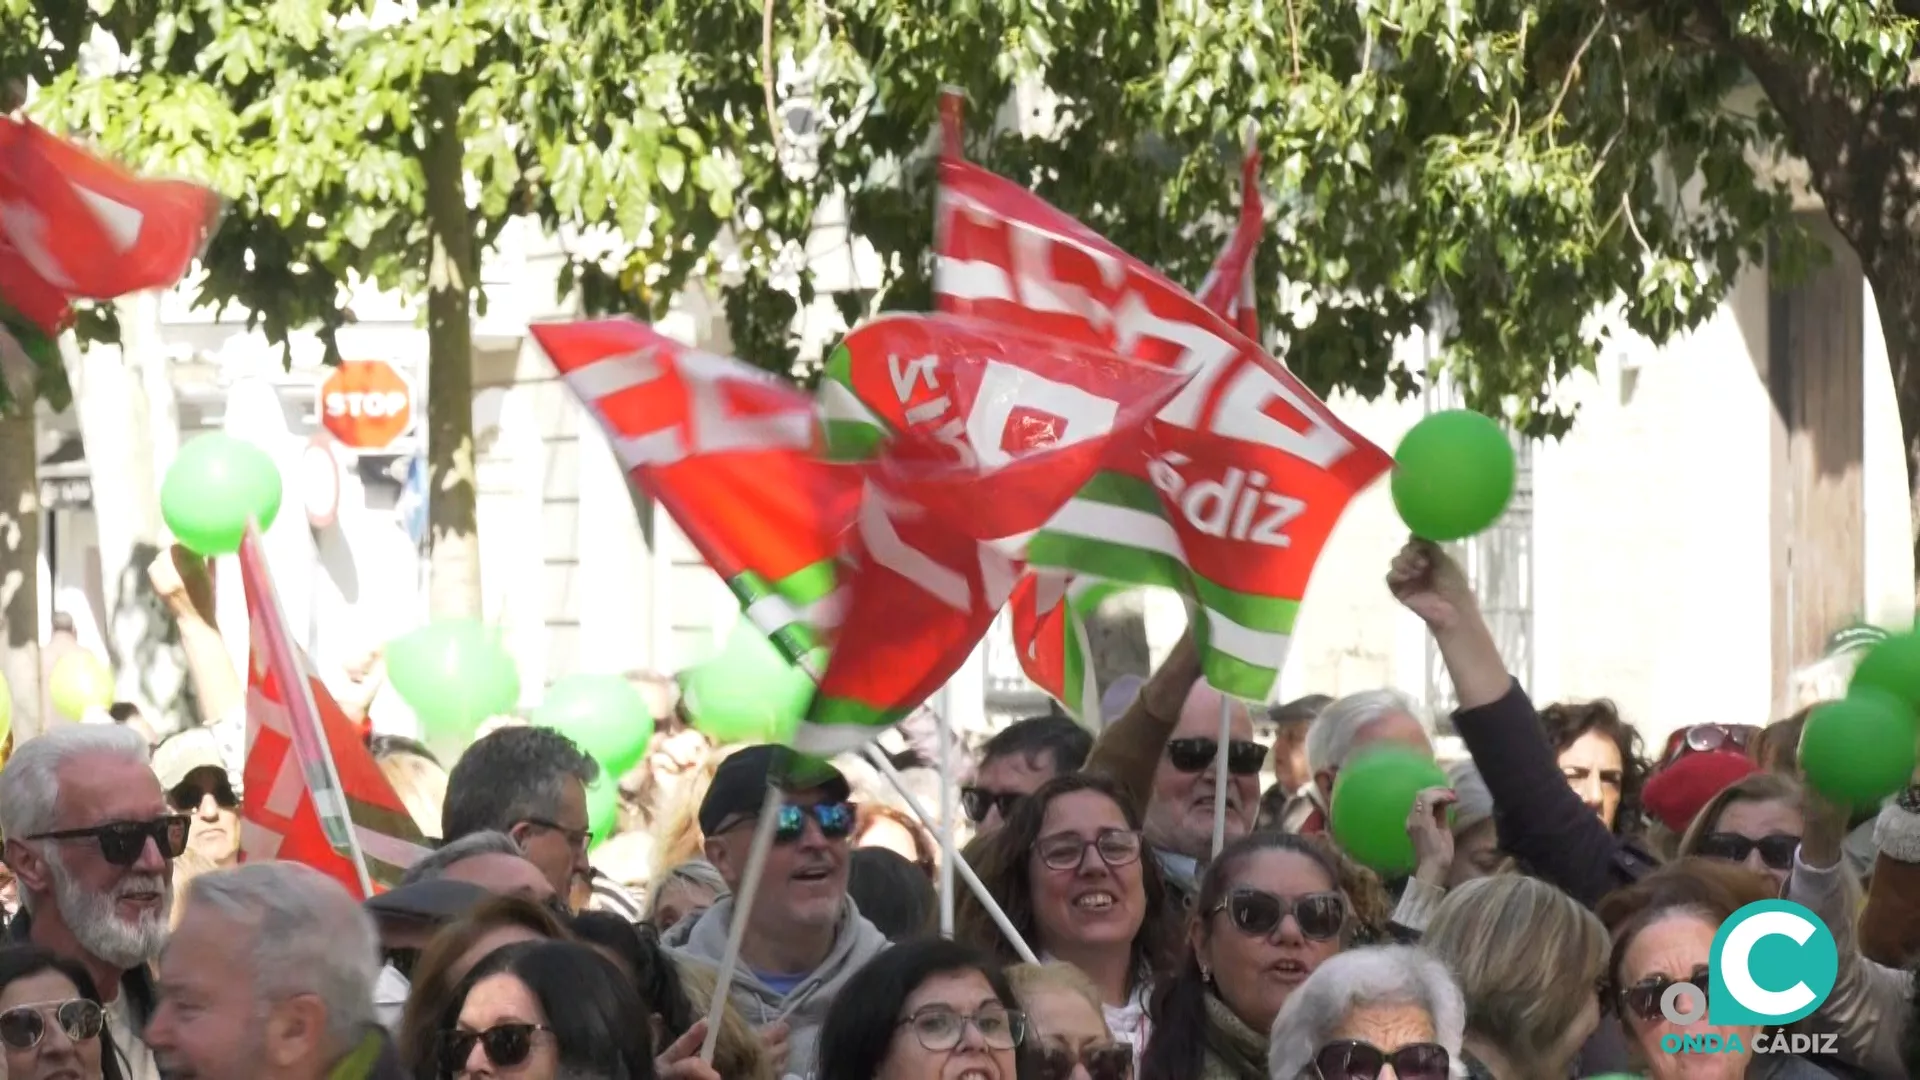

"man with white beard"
[0, 724, 182, 1080]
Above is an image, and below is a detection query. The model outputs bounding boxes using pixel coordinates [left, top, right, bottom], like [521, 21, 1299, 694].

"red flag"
[531, 319, 860, 661]
[0, 118, 219, 335]
[936, 102, 1390, 702]
[239, 528, 428, 896]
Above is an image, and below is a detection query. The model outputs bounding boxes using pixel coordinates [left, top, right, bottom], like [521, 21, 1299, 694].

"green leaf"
[657, 146, 686, 194]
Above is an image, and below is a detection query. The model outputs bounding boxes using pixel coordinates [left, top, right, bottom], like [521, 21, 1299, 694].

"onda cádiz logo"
[1659, 900, 1839, 1057]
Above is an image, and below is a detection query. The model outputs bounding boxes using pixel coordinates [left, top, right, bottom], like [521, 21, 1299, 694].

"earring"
[1200, 966, 1214, 987]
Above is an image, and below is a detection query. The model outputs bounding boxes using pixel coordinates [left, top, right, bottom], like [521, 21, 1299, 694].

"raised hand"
[1386, 539, 1477, 633]
[147, 544, 216, 624]
[1407, 786, 1459, 886]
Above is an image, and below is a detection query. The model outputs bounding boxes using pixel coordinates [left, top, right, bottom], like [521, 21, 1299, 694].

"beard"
[47, 848, 170, 970]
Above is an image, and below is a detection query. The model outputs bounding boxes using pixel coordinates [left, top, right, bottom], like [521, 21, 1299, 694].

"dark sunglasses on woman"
[1033, 1042, 1133, 1080]
[0, 999, 104, 1050]
[1313, 1039, 1450, 1080]
[1694, 832, 1799, 871]
[1661, 723, 1758, 767]
[438, 1023, 552, 1072]
[1165, 737, 1268, 776]
[1213, 887, 1345, 941]
[1617, 970, 1710, 1022]
[26, 815, 191, 866]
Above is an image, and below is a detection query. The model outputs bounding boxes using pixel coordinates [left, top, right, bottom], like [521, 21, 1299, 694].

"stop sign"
[320, 360, 414, 450]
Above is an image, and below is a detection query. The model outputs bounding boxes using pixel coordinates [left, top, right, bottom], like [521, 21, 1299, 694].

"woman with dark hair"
[434, 939, 655, 1080]
[399, 895, 571, 1078]
[849, 847, 938, 942]
[954, 772, 1176, 1070]
[1140, 833, 1355, 1080]
[816, 937, 1027, 1080]
[570, 912, 699, 1048]
[1538, 699, 1650, 836]
[0, 945, 124, 1080]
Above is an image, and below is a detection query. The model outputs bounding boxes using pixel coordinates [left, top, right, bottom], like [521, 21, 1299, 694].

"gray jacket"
[665, 896, 890, 1080]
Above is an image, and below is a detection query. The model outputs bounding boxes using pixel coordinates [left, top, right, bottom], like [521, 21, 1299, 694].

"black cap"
[698, 745, 851, 836]
[364, 878, 491, 925]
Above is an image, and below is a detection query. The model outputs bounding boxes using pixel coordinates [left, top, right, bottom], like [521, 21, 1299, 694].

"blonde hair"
[651, 744, 748, 871]
[1005, 962, 1110, 1032]
[1424, 876, 1608, 1067]
[1677, 772, 1803, 857]
[673, 958, 774, 1080]
[375, 747, 448, 839]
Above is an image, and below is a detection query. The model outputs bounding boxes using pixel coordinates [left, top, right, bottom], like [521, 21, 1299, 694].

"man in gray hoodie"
[664, 746, 889, 1080]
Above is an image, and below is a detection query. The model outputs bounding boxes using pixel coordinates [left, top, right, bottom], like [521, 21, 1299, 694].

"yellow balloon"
[49, 653, 113, 721]
[0, 668, 10, 744]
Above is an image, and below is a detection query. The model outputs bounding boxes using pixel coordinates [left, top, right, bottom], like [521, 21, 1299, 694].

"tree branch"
[762, 0, 782, 159]
[1535, 10, 1607, 140]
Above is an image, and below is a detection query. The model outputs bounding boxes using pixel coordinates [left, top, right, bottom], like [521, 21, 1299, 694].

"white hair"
[1268, 946, 1468, 1080]
[1305, 690, 1423, 775]
[399, 829, 521, 886]
[0, 724, 152, 841]
[186, 862, 380, 1052]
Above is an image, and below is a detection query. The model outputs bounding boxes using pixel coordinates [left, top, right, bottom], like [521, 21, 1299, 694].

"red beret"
[1643, 750, 1761, 834]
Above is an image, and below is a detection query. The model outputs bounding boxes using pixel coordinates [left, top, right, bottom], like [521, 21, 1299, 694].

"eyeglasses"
[1212, 887, 1345, 941]
[1662, 724, 1758, 767]
[960, 787, 1023, 825]
[0, 999, 104, 1050]
[518, 816, 593, 852]
[1035, 828, 1143, 872]
[1165, 737, 1268, 776]
[1618, 970, 1710, 1022]
[437, 1023, 553, 1072]
[1312, 1039, 1450, 1080]
[1033, 1041, 1133, 1080]
[714, 801, 858, 844]
[896, 1004, 1025, 1052]
[26, 815, 190, 866]
[1694, 832, 1799, 871]
[168, 777, 238, 813]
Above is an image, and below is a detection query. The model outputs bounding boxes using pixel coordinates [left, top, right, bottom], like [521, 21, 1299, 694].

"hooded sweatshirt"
[665, 896, 890, 1080]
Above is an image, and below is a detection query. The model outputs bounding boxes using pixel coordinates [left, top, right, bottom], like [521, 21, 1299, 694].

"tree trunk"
[421, 74, 483, 620]
[0, 396, 43, 741]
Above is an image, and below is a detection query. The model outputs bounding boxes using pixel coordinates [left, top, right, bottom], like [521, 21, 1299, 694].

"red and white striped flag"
[238, 527, 429, 895]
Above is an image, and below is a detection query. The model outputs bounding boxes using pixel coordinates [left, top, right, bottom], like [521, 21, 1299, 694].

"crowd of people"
[4, 537, 1920, 1079]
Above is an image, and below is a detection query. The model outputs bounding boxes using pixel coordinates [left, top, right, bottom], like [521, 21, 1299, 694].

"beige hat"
[152, 727, 228, 791]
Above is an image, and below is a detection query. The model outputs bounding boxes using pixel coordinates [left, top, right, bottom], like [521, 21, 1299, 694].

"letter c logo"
[1708, 900, 1838, 1025]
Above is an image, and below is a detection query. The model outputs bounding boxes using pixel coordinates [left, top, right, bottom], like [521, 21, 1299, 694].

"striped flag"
[239, 527, 429, 895]
[1010, 140, 1267, 720]
[806, 314, 1188, 747]
[934, 97, 1391, 704]
[530, 319, 860, 675]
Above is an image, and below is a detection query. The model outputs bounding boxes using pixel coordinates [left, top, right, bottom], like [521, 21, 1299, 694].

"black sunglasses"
[960, 787, 1023, 825]
[1313, 1039, 1450, 1080]
[1033, 1042, 1133, 1080]
[0, 999, 103, 1050]
[438, 1023, 552, 1073]
[1694, 832, 1799, 871]
[27, 815, 190, 866]
[1213, 887, 1345, 941]
[169, 777, 238, 813]
[1618, 970, 1710, 1022]
[1166, 737, 1268, 776]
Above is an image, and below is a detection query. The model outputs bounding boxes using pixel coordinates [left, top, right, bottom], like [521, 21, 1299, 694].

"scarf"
[1200, 993, 1268, 1080]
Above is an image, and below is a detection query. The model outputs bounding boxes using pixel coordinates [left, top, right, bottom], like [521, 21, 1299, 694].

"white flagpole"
[699, 784, 782, 1064]
[936, 709, 957, 937]
[1211, 692, 1232, 859]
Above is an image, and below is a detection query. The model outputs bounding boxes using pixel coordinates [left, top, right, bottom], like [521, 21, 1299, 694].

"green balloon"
[386, 619, 521, 748]
[1849, 631, 1920, 711]
[161, 433, 283, 556]
[535, 675, 654, 777]
[586, 774, 621, 850]
[1329, 746, 1449, 875]
[48, 652, 113, 720]
[681, 624, 814, 745]
[1801, 689, 1917, 807]
[1390, 410, 1516, 542]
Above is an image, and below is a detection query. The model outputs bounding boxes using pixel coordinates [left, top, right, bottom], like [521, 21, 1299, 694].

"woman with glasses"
[1006, 963, 1130, 1080]
[956, 773, 1177, 1071]
[399, 896, 570, 1078]
[1596, 860, 1838, 1080]
[0, 945, 122, 1080]
[1267, 946, 1463, 1080]
[1676, 773, 1805, 894]
[432, 939, 654, 1080]
[1139, 834, 1353, 1080]
[816, 938, 1026, 1080]
[1420, 876, 1607, 1079]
